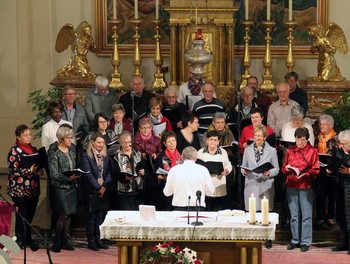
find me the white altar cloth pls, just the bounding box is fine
[100,211,278,241]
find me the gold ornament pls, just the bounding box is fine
[310,95,343,109]
[55,21,97,78]
[309,23,348,82]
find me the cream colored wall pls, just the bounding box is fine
[0,0,349,169]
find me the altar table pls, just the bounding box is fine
[100,211,278,264]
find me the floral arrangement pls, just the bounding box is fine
[140,241,202,264]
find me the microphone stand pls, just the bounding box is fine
[191,196,203,226]
[187,196,191,225]
[236,89,243,210]
[130,92,136,208]
[0,192,53,264]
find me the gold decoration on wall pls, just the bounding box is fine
[310,95,343,109]
[55,21,97,78]
[131,19,143,77]
[309,23,348,81]
[284,21,298,72]
[240,20,254,90]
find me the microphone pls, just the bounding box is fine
[196,190,202,200]
[130,90,136,97]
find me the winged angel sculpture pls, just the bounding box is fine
[55,21,97,78]
[309,23,348,82]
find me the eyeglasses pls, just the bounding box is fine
[64,93,76,96]
[140,127,151,130]
[98,121,108,124]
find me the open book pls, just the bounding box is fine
[63,168,89,177]
[153,122,167,137]
[240,162,274,174]
[328,156,350,172]
[221,141,239,152]
[155,167,168,175]
[20,147,46,170]
[285,165,301,176]
[218,209,246,216]
[318,153,332,167]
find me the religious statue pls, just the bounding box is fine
[308,23,348,82]
[55,21,97,78]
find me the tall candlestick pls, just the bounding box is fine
[195,6,198,26]
[155,0,159,20]
[249,194,256,224]
[245,0,249,20]
[267,0,271,21]
[289,0,293,21]
[113,0,117,19]
[261,196,269,225]
[134,0,138,19]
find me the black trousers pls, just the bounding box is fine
[86,210,106,240]
[315,171,337,221]
[11,196,39,244]
[205,196,227,211]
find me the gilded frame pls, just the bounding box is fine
[95,0,170,57]
[234,0,329,57]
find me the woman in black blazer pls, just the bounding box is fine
[81,132,112,251]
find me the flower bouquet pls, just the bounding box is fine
[140,241,203,264]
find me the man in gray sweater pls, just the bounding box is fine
[85,76,118,127]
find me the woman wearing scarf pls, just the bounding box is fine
[148,97,172,132]
[81,132,112,251]
[7,124,41,250]
[314,114,339,226]
[241,125,279,212]
[154,131,184,210]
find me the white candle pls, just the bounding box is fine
[245,0,249,20]
[267,0,271,21]
[113,0,117,19]
[249,194,256,224]
[155,0,159,20]
[134,0,138,19]
[261,196,269,225]
[289,0,293,21]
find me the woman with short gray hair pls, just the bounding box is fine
[314,114,339,226]
[281,105,314,145]
[109,103,132,137]
[48,125,79,252]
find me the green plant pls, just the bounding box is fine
[27,86,60,139]
[325,92,350,132]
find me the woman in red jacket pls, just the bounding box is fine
[282,127,320,253]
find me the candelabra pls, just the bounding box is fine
[109,19,125,93]
[259,21,276,94]
[284,21,298,72]
[239,20,254,90]
[131,19,143,77]
[152,19,167,94]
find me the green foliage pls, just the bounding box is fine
[27,86,60,139]
[325,92,350,133]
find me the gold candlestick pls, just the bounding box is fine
[260,21,276,94]
[131,19,143,77]
[109,19,125,93]
[240,20,254,90]
[284,20,298,72]
[152,19,167,94]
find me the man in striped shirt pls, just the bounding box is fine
[192,83,226,141]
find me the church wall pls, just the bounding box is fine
[0,0,349,170]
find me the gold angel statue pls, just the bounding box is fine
[55,21,97,78]
[308,23,348,82]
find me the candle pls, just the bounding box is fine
[155,0,159,20]
[289,0,293,21]
[195,6,198,26]
[134,0,138,19]
[261,196,269,225]
[267,0,271,21]
[249,194,256,224]
[245,0,249,20]
[113,0,117,19]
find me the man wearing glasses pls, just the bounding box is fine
[285,71,308,116]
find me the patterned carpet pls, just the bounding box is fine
[6,240,350,264]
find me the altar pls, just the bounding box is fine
[100,211,278,264]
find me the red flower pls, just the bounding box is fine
[168,241,174,247]
[10,156,15,162]
[152,246,157,252]
[161,244,167,248]
[175,246,181,253]
[194,260,202,264]
[17,177,23,183]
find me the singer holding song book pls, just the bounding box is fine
[163,146,214,211]
[197,130,232,211]
[241,125,279,211]
[7,124,42,250]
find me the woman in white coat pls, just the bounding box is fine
[241,125,279,211]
